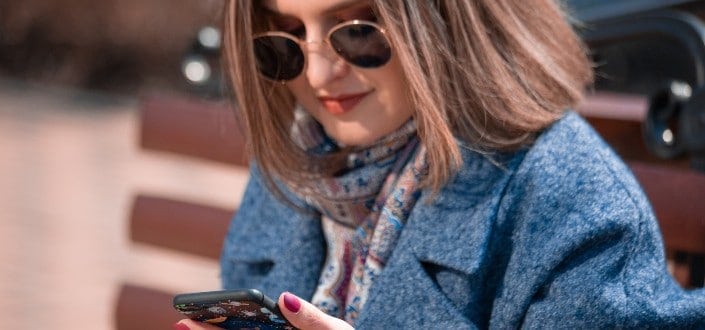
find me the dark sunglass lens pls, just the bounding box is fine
[253,35,304,81]
[329,23,391,68]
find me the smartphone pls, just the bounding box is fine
[173,288,296,329]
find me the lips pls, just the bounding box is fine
[318,91,372,115]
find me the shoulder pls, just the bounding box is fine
[510,111,649,212]
[224,163,323,256]
[229,164,320,246]
[436,111,655,242]
[433,111,641,210]
[497,111,657,249]
[239,164,315,212]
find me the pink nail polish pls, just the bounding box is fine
[173,322,190,330]
[283,292,301,313]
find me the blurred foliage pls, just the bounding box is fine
[0,0,223,93]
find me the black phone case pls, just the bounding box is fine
[173,289,296,329]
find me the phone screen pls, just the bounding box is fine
[173,289,295,330]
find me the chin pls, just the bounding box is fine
[332,135,377,147]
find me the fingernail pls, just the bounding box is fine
[283,292,301,313]
[173,322,190,330]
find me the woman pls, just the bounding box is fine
[176,0,705,328]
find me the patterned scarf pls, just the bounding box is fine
[290,111,427,324]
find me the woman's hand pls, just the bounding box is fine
[173,319,220,330]
[172,292,353,330]
[277,291,353,330]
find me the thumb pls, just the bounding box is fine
[278,292,353,330]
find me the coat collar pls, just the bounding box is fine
[406,146,524,274]
[235,144,526,298]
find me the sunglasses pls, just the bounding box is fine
[253,20,392,81]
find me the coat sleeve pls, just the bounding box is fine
[507,196,705,328]
[219,163,324,299]
[490,134,705,328]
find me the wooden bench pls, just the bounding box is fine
[113,90,705,330]
[114,95,247,330]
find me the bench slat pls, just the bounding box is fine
[577,92,691,169]
[115,283,182,330]
[129,194,233,260]
[140,95,249,167]
[631,162,705,254]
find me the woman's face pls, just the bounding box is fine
[261,0,413,146]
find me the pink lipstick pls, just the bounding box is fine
[318,91,371,115]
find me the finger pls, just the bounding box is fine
[173,319,222,330]
[278,292,354,330]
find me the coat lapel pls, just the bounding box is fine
[355,146,525,328]
[407,145,522,273]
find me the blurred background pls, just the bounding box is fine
[0,0,249,329]
[0,0,222,92]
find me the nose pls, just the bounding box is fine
[304,42,350,89]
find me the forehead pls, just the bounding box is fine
[261,0,366,18]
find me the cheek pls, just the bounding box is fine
[374,56,410,104]
[374,63,412,113]
[285,79,308,101]
[285,79,319,110]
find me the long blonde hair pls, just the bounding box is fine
[223,0,593,197]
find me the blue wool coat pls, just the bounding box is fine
[220,112,705,328]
